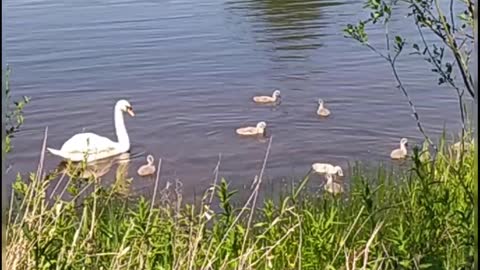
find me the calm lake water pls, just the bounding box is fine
[5,0,465,198]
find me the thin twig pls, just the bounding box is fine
[364,42,389,61]
[239,136,273,268]
[150,158,163,212]
[249,223,300,267]
[449,0,455,32]
[49,171,67,200]
[209,154,222,204]
[332,206,365,264]
[145,158,162,234]
[389,59,437,152]
[36,127,48,183]
[202,137,273,269]
[361,221,384,270]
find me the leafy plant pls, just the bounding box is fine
[3,65,30,153]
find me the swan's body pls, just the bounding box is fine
[312,163,344,176]
[253,90,281,104]
[324,173,344,195]
[236,121,267,136]
[317,99,330,117]
[390,138,408,160]
[137,155,156,176]
[47,100,135,162]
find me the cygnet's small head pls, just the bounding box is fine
[335,166,344,176]
[256,121,267,129]
[273,90,281,97]
[116,99,135,117]
[400,138,408,146]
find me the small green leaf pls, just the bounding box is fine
[418,263,433,269]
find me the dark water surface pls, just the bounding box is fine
[5,0,465,198]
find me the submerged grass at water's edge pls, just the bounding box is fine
[5,131,475,270]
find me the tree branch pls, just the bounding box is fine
[416,23,466,131]
[434,0,475,98]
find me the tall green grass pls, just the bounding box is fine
[5,131,475,269]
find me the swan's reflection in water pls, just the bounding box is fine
[55,152,136,196]
[56,152,131,179]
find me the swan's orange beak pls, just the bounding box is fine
[127,107,135,117]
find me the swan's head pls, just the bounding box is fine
[146,154,154,164]
[272,90,281,97]
[256,121,267,129]
[400,138,408,146]
[334,166,344,176]
[318,98,324,105]
[116,99,135,117]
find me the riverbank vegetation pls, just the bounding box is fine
[5,130,475,269]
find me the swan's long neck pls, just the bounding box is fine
[317,104,324,114]
[114,106,130,152]
[147,156,154,165]
[400,142,407,153]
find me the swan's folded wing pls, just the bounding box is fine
[61,133,118,155]
[312,163,325,172]
[236,127,255,134]
[253,96,272,102]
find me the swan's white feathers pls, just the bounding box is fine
[236,127,259,135]
[49,133,120,162]
[60,133,117,153]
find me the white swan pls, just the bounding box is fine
[47,99,135,162]
[324,173,344,195]
[390,138,408,160]
[137,154,156,176]
[317,99,330,117]
[253,90,281,104]
[236,121,267,136]
[312,163,344,176]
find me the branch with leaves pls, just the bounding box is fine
[343,0,474,148]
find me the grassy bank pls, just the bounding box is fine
[5,132,475,270]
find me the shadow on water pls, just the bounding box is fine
[225,0,343,59]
